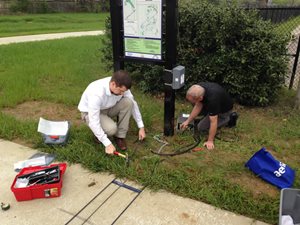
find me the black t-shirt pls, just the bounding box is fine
[198,82,233,116]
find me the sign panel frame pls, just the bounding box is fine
[123,0,163,61]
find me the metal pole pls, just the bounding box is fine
[164,0,178,136]
[290,35,300,89]
[110,0,124,71]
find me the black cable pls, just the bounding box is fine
[150,133,201,156]
[150,118,238,156]
[73,125,237,224]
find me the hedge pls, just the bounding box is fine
[101,1,289,106]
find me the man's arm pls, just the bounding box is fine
[87,95,116,154]
[88,108,116,154]
[203,115,218,150]
[180,102,203,130]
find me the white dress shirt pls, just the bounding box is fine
[78,77,144,147]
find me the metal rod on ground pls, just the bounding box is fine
[81,186,121,225]
[110,189,144,225]
[64,181,113,225]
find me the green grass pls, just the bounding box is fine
[272,0,300,5]
[275,15,300,36]
[0,13,108,37]
[0,36,106,106]
[215,0,300,6]
[1,37,300,224]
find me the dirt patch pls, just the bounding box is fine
[229,174,279,198]
[2,101,82,126]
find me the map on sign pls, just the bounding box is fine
[123,0,162,60]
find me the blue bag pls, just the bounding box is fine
[245,148,295,189]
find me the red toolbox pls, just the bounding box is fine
[11,163,67,201]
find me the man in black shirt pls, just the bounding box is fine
[180,82,236,150]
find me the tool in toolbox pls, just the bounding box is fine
[17,165,60,186]
[11,163,67,201]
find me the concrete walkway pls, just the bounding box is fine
[0,30,104,45]
[0,139,270,225]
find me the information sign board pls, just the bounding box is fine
[123,0,162,60]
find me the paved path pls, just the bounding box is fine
[1,139,270,225]
[0,30,104,45]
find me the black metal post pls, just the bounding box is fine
[110,0,178,136]
[290,35,300,89]
[110,0,124,71]
[164,0,178,136]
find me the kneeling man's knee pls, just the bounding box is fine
[105,124,117,137]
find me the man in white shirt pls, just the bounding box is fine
[78,70,146,154]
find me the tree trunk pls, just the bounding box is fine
[295,85,300,110]
[267,0,272,6]
[258,0,268,7]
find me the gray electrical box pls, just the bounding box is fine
[172,65,185,89]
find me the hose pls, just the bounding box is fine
[151,132,201,156]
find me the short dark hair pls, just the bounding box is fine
[111,70,132,89]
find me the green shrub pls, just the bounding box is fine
[9,0,52,13]
[178,1,289,106]
[101,1,289,106]
[36,0,50,13]
[10,0,31,13]
[93,0,110,13]
[100,17,113,70]
[78,0,109,13]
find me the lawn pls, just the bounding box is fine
[1,12,300,224]
[0,13,108,37]
[0,35,299,224]
[272,0,300,5]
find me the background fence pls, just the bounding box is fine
[0,0,10,13]
[255,7,300,89]
[0,0,109,14]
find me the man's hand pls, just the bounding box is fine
[180,121,190,130]
[203,140,214,150]
[138,127,146,141]
[105,144,116,154]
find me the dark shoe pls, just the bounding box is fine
[227,112,239,128]
[114,137,127,150]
